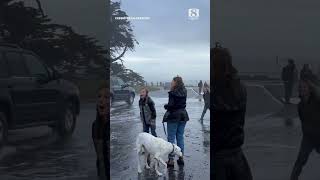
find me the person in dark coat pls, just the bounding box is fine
[92,84,109,180]
[212,46,253,180]
[198,80,203,94]
[139,88,157,137]
[290,79,320,180]
[200,82,210,121]
[163,76,189,167]
[282,59,298,104]
[300,64,314,81]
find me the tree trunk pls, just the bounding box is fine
[35,0,45,17]
[112,46,127,62]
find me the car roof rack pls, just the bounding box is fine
[0,43,21,49]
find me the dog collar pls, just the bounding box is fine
[171,143,175,154]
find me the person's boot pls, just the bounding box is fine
[167,158,174,168]
[177,156,184,166]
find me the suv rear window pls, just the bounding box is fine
[23,53,49,79]
[0,53,9,78]
[6,51,28,77]
[111,77,119,86]
[117,78,125,86]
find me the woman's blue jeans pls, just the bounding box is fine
[167,121,187,159]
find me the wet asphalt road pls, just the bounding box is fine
[1,82,318,180]
[0,103,98,180]
[243,82,320,180]
[110,88,210,180]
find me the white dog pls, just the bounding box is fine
[136,132,183,176]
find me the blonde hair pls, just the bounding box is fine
[140,87,149,95]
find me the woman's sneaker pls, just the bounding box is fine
[167,159,174,168]
[177,157,184,166]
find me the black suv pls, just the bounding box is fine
[110,76,135,105]
[0,44,80,146]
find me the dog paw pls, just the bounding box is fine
[145,165,151,169]
[138,169,142,174]
[156,172,163,176]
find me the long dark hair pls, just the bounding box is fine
[171,76,185,91]
[212,47,238,84]
[212,46,244,107]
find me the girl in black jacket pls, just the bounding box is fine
[163,76,189,167]
[212,46,252,180]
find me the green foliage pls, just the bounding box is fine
[111,62,144,85]
[0,0,106,79]
[110,1,144,85]
[110,1,138,62]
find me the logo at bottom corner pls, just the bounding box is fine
[188,8,200,20]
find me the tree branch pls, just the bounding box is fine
[112,46,127,63]
[35,0,45,17]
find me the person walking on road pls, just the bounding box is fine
[139,88,157,137]
[290,79,320,180]
[212,46,253,180]
[92,83,109,180]
[300,64,314,81]
[198,80,203,94]
[282,59,298,104]
[163,76,189,167]
[200,82,210,122]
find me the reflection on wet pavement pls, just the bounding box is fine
[243,83,320,180]
[110,89,210,180]
[0,103,98,180]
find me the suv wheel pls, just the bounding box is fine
[127,94,135,105]
[57,103,76,137]
[0,112,8,147]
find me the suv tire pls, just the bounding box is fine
[126,93,135,105]
[0,112,8,147]
[57,102,76,137]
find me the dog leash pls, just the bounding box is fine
[162,122,167,137]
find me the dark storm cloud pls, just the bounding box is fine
[118,0,210,82]
[213,0,320,73]
[26,0,107,45]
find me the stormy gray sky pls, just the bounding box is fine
[116,0,210,82]
[213,0,320,75]
[26,0,107,46]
